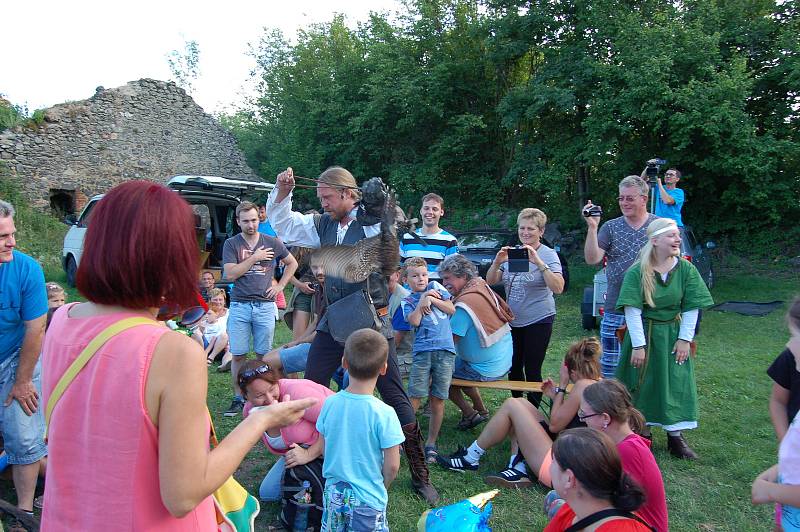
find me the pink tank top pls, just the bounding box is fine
[40,305,216,531]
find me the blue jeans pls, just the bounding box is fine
[228,300,276,356]
[408,349,455,399]
[0,356,47,465]
[279,343,311,374]
[322,481,388,532]
[259,456,285,502]
[452,358,504,382]
[600,312,626,378]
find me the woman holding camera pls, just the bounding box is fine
[487,208,564,406]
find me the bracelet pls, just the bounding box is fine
[633,345,646,350]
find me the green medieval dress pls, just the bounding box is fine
[615,258,714,428]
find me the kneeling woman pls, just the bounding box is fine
[239,360,334,501]
[437,338,601,488]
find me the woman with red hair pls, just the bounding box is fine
[40,181,315,531]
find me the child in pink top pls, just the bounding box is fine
[239,360,333,501]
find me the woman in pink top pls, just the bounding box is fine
[40,181,316,531]
[579,379,669,531]
[239,359,334,501]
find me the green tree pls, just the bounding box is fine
[167,39,201,94]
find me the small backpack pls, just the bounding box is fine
[279,456,325,532]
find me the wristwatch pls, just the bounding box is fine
[553,386,566,395]
[538,264,550,272]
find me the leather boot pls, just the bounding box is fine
[402,422,440,505]
[667,433,698,460]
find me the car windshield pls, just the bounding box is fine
[458,233,507,249]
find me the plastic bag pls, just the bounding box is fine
[417,490,498,532]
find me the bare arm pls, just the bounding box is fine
[382,445,401,489]
[276,254,298,292]
[284,436,325,468]
[5,315,46,415]
[657,178,676,205]
[486,247,509,285]
[148,332,315,517]
[582,202,605,265]
[546,381,585,433]
[429,297,455,316]
[753,465,800,506]
[406,298,426,327]
[769,383,791,442]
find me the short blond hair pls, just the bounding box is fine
[404,257,428,271]
[517,208,547,231]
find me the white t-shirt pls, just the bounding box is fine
[202,311,228,340]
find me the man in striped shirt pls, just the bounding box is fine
[399,193,458,279]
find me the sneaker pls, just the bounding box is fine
[484,467,533,488]
[223,397,245,417]
[436,447,479,472]
[456,411,489,431]
[425,445,438,464]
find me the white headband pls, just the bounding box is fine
[650,224,678,238]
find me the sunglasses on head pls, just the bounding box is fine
[237,364,272,389]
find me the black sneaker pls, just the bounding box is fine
[436,447,479,472]
[484,467,533,488]
[223,398,245,417]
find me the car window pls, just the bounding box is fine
[458,233,507,249]
[77,200,98,228]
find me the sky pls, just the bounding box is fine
[3,0,401,115]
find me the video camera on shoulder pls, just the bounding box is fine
[507,246,530,273]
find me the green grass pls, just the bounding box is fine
[202,262,794,531]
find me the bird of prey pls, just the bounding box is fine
[312,178,417,283]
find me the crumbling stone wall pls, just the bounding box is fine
[0,79,258,212]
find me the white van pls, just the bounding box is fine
[61,175,273,286]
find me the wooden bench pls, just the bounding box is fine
[450,378,573,393]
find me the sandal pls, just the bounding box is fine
[425,445,438,464]
[457,411,488,431]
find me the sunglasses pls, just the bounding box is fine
[237,364,272,389]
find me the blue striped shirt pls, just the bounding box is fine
[399,229,458,279]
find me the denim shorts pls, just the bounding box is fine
[228,300,276,356]
[322,481,388,532]
[452,358,504,382]
[408,349,455,400]
[0,355,47,465]
[279,343,310,374]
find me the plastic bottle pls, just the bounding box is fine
[293,480,311,531]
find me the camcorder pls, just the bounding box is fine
[582,205,603,218]
[645,158,667,178]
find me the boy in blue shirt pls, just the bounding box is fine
[316,329,404,531]
[401,257,456,463]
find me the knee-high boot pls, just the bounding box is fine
[402,421,439,505]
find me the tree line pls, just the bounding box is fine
[229,1,795,250]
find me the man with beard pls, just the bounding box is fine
[266,166,439,505]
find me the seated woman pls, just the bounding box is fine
[437,338,601,489]
[438,254,514,431]
[577,380,668,531]
[201,288,230,367]
[239,360,334,502]
[544,428,653,531]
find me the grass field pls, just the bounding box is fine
[3,184,795,530]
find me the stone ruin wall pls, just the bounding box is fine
[0,79,258,214]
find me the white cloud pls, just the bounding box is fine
[2,0,400,114]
